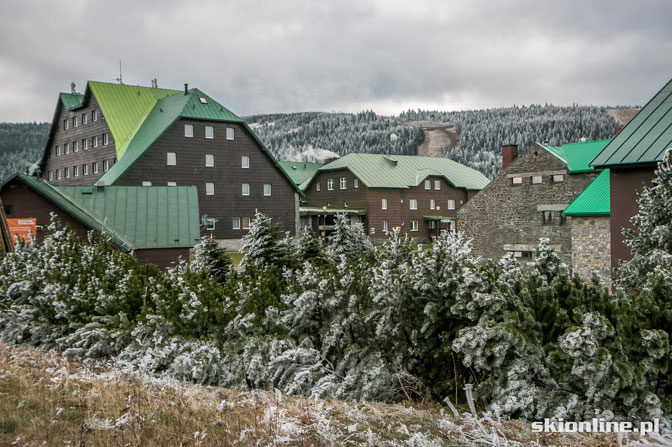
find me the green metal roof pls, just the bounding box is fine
[278,161,323,185]
[541,139,611,173]
[2,174,200,250]
[309,154,490,191]
[424,215,454,220]
[591,78,672,168]
[299,206,365,214]
[562,169,610,216]
[59,92,84,110]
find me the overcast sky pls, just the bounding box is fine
[1,0,671,122]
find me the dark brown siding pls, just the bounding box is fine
[304,169,471,240]
[115,119,297,239]
[1,179,91,242]
[41,95,117,185]
[609,167,655,270]
[136,248,189,270]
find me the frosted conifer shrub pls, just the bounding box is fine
[192,235,232,284]
[327,213,372,260]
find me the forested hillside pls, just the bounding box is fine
[0,122,49,180]
[0,105,624,181]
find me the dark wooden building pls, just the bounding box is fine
[591,77,672,271]
[1,174,200,269]
[38,81,300,250]
[299,154,489,242]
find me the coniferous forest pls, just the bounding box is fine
[0,104,623,181]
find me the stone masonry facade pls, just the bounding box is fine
[457,144,597,266]
[571,216,611,288]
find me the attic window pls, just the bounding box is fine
[512,176,523,185]
[199,97,208,104]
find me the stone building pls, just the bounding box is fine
[562,169,611,287]
[457,140,609,266]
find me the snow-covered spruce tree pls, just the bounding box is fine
[192,235,232,285]
[619,148,672,291]
[327,213,373,260]
[240,211,295,269]
[295,226,324,263]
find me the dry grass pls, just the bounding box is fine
[0,342,660,446]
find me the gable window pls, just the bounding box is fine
[447,199,456,210]
[167,182,177,186]
[531,175,543,184]
[242,216,250,229]
[74,165,79,177]
[206,183,215,195]
[82,138,88,150]
[142,181,152,186]
[103,133,109,145]
[512,176,523,185]
[63,119,69,130]
[205,154,214,167]
[233,217,241,229]
[382,198,388,210]
[543,210,554,224]
[226,128,234,140]
[241,156,250,168]
[409,199,418,210]
[242,183,250,196]
[73,116,78,127]
[382,220,388,232]
[264,184,272,196]
[424,180,431,190]
[205,126,214,139]
[435,180,441,190]
[167,152,177,165]
[92,109,98,121]
[316,183,320,191]
[93,136,99,148]
[340,177,347,189]
[327,179,334,190]
[48,171,54,181]
[553,174,564,183]
[56,145,61,156]
[430,199,436,210]
[65,143,70,154]
[184,124,194,137]
[354,179,359,189]
[103,160,109,172]
[57,169,61,180]
[410,220,419,232]
[74,141,79,152]
[93,162,99,174]
[83,164,88,175]
[65,167,70,178]
[82,113,87,125]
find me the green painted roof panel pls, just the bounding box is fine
[278,161,324,185]
[60,92,84,110]
[563,169,610,216]
[592,78,672,167]
[312,154,490,190]
[542,139,611,173]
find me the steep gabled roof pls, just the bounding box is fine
[591,78,672,168]
[1,174,200,250]
[563,169,610,216]
[278,161,323,186]
[539,139,612,173]
[306,153,490,190]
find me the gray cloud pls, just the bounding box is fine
[1,0,671,122]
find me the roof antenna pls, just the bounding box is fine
[116,60,123,84]
[70,82,76,95]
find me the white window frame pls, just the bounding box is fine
[93,136,99,148]
[264,184,272,196]
[205,125,214,139]
[167,152,177,166]
[82,113,87,125]
[434,180,441,190]
[73,116,78,128]
[354,179,359,189]
[205,154,214,167]
[74,165,79,177]
[382,220,388,232]
[56,145,61,156]
[57,169,61,180]
[142,181,152,186]
[103,133,109,145]
[93,162,99,174]
[205,217,216,231]
[226,128,234,140]
[82,138,88,150]
[92,109,98,121]
[64,119,69,130]
[327,179,334,190]
[410,220,419,232]
[430,199,436,210]
[48,171,54,181]
[184,124,194,138]
[167,182,177,186]
[241,155,250,168]
[447,199,456,210]
[65,167,70,179]
[74,140,79,152]
[316,183,320,191]
[409,199,418,210]
[424,179,431,190]
[83,164,88,176]
[232,217,241,229]
[553,174,564,183]
[242,216,250,230]
[65,143,70,154]
[340,177,347,190]
[242,183,250,196]
[531,175,543,184]
[206,182,215,196]
[512,176,523,185]
[382,198,388,210]
[103,160,109,172]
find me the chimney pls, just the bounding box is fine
[184,83,188,95]
[502,144,518,170]
[70,82,76,95]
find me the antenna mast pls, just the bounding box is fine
[116,60,123,84]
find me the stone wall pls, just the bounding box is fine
[570,216,611,288]
[457,144,597,266]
